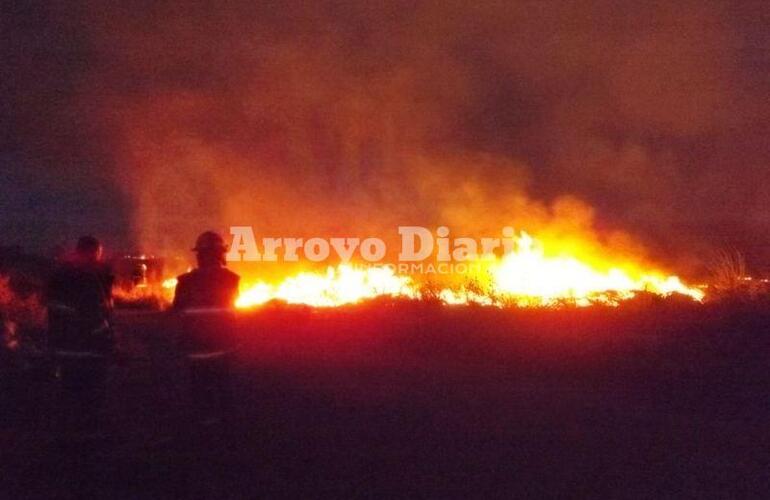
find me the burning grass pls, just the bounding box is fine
[229,231,704,309]
[0,274,46,353]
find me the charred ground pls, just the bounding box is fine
[1,298,768,498]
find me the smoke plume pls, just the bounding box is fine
[2,0,768,275]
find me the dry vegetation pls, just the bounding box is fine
[1,255,768,497]
[1,290,768,497]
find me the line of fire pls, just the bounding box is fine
[105,229,755,309]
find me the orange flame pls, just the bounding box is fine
[235,265,418,308]
[232,231,703,308]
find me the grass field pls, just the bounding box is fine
[1,298,768,498]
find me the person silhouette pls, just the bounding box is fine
[46,235,115,436]
[173,231,240,424]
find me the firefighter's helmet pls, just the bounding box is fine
[192,231,228,253]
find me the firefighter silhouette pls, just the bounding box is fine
[46,235,115,435]
[173,231,240,423]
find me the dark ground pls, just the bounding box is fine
[1,299,768,498]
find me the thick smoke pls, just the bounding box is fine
[2,0,768,275]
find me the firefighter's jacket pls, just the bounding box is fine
[172,266,240,359]
[46,262,115,356]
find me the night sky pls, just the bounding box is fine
[1,1,768,275]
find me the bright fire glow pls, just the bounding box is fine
[488,232,703,306]
[235,265,417,308]
[232,231,704,308]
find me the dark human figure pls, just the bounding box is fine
[46,236,115,435]
[173,231,240,423]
